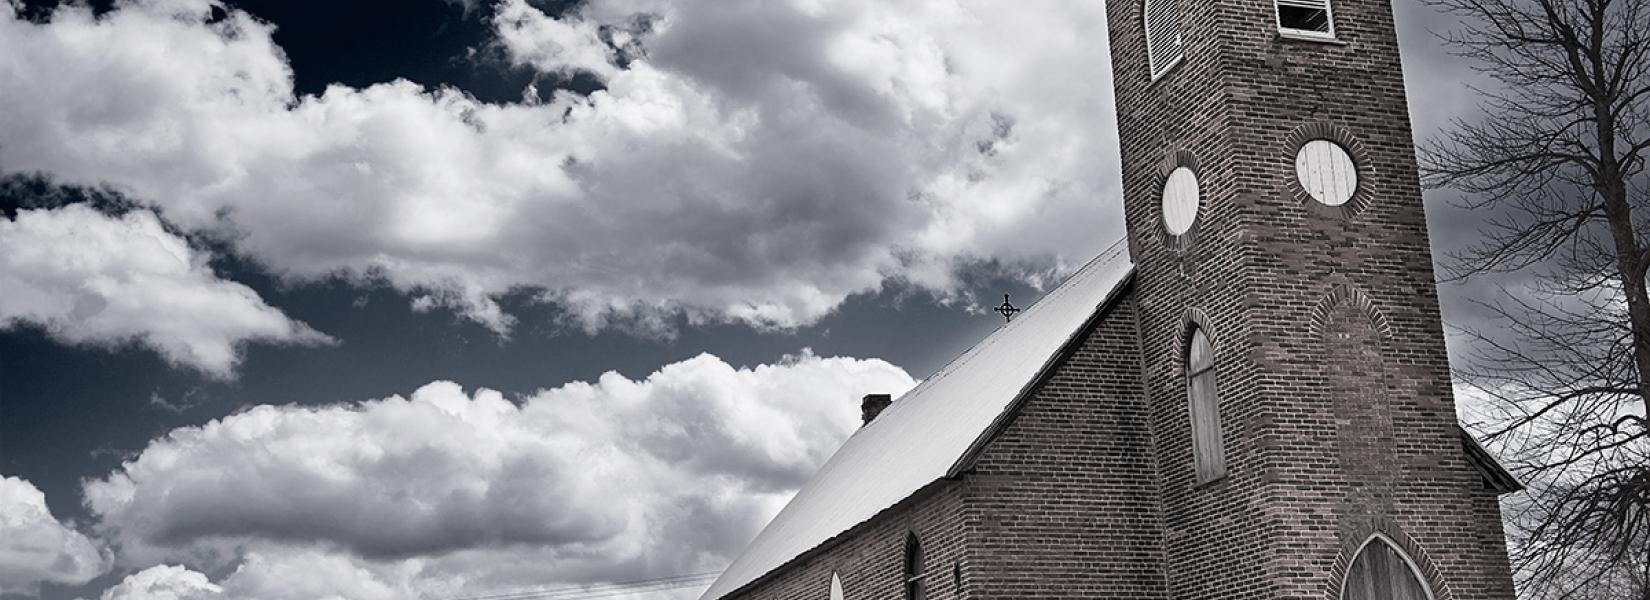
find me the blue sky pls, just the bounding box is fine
[0,1,1502,599]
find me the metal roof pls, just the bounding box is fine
[700,241,1135,600]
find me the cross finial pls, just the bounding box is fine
[994,293,1021,323]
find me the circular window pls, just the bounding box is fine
[1295,140,1358,206]
[1161,166,1200,236]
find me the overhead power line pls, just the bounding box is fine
[444,571,720,600]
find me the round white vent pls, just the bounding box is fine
[1296,140,1358,206]
[1161,166,1200,236]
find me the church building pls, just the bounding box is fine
[700,0,1522,599]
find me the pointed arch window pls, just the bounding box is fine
[904,533,926,600]
[1187,327,1226,482]
[1341,537,1433,600]
[1143,0,1185,79]
[830,572,845,600]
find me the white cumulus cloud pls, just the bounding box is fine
[83,351,915,597]
[0,0,1122,334]
[98,565,221,600]
[0,475,109,595]
[0,205,332,377]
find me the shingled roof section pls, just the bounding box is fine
[699,240,1136,600]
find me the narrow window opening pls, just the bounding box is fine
[1276,0,1335,38]
[1187,327,1226,482]
[830,572,845,600]
[904,533,926,600]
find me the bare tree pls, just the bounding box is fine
[1416,0,1649,598]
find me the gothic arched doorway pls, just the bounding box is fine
[1341,537,1433,600]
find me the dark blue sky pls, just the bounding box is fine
[0,2,1046,598]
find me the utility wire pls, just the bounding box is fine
[448,573,712,600]
[448,573,714,600]
[451,575,716,600]
[503,577,716,600]
[445,571,719,600]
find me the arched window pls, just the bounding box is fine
[1341,537,1433,600]
[904,533,926,600]
[1143,0,1185,79]
[1187,327,1226,482]
[830,572,844,600]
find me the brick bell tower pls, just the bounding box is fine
[1103,1,1518,599]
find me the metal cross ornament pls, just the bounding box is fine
[994,294,1021,323]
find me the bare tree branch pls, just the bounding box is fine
[1420,0,1649,598]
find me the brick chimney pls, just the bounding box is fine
[860,393,892,425]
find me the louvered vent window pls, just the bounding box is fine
[1144,0,1185,79]
[1276,0,1335,38]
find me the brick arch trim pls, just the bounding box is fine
[1327,518,1454,600]
[1308,284,1392,341]
[1178,307,1218,367]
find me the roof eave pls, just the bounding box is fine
[1457,425,1523,494]
[699,477,953,600]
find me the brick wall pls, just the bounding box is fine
[966,290,1171,599]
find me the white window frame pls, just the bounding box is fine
[1274,0,1338,41]
[1143,0,1185,80]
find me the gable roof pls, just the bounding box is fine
[699,240,1136,600]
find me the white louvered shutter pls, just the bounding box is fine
[1144,0,1184,78]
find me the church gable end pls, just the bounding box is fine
[963,286,1171,599]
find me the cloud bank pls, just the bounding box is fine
[83,351,916,598]
[0,0,1121,335]
[0,476,108,595]
[0,205,331,377]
